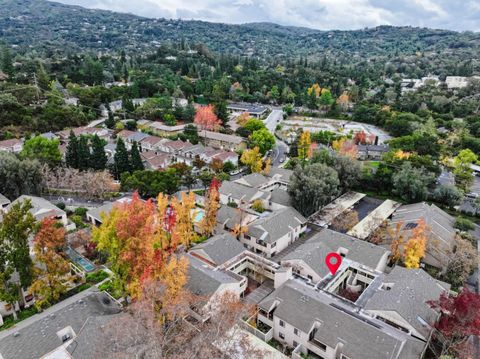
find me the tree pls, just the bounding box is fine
[298,131,312,162]
[171,192,198,249]
[433,185,463,208]
[330,210,358,233]
[428,289,480,358]
[454,217,475,231]
[0,152,43,200]
[403,220,428,269]
[130,141,144,172]
[1,46,14,76]
[183,124,199,144]
[392,162,434,203]
[114,137,130,179]
[332,154,361,189]
[200,178,220,237]
[194,104,221,140]
[77,135,91,171]
[105,110,115,129]
[288,163,340,217]
[121,169,180,197]
[240,147,263,173]
[248,129,275,155]
[0,200,35,319]
[442,236,478,289]
[20,136,61,166]
[90,135,108,170]
[30,218,72,310]
[65,131,79,168]
[209,158,224,173]
[453,149,477,192]
[213,100,229,126]
[243,119,265,133]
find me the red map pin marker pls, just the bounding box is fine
[325,252,342,275]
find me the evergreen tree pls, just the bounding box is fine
[90,135,107,170]
[130,141,144,172]
[213,100,229,126]
[65,131,79,168]
[105,110,115,129]
[77,136,90,171]
[1,46,14,76]
[114,137,130,178]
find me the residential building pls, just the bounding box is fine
[116,129,149,148]
[86,197,133,225]
[199,130,246,151]
[57,127,111,141]
[141,150,171,170]
[281,229,390,284]
[146,122,189,137]
[390,202,457,270]
[257,279,426,359]
[243,207,307,258]
[0,138,23,153]
[227,102,268,118]
[219,180,268,206]
[7,195,69,227]
[139,135,167,151]
[364,266,450,342]
[357,144,390,160]
[0,291,121,359]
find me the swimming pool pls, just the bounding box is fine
[66,247,96,272]
[192,209,205,223]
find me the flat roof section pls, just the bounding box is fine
[308,192,365,228]
[347,199,401,240]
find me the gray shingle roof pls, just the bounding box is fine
[190,232,246,266]
[8,195,65,221]
[269,189,291,207]
[0,193,10,206]
[259,280,424,359]
[0,291,121,359]
[267,167,293,184]
[247,207,306,243]
[391,202,456,268]
[185,254,239,297]
[282,229,389,277]
[234,173,270,188]
[364,266,450,339]
[219,181,265,203]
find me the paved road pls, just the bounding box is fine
[264,109,283,133]
[271,138,289,167]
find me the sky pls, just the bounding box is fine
[55,0,480,32]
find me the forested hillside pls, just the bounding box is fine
[1,0,480,67]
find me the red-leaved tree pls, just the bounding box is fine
[194,105,222,142]
[428,288,480,358]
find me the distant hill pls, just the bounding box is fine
[1,0,480,61]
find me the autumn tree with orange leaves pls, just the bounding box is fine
[298,130,313,163]
[200,178,221,237]
[171,191,198,249]
[403,220,428,268]
[194,104,222,142]
[30,218,72,309]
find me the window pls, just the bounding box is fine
[279,320,285,327]
[279,332,285,340]
[293,341,298,348]
[271,242,277,248]
[307,275,313,280]
[294,328,299,336]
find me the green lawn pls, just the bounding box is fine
[0,306,38,331]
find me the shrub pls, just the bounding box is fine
[86,270,109,284]
[251,199,265,213]
[454,217,475,231]
[74,207,88,217]
[56,202,66,210]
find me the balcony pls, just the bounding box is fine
[258,309,274,327]
[242,313,273,342]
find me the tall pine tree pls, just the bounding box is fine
[130,141,144,172]
[77,136,90,171]
[90,135,107,170]
[114,137,130,179]
[65,131,79,168]
[105,110,115,129]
